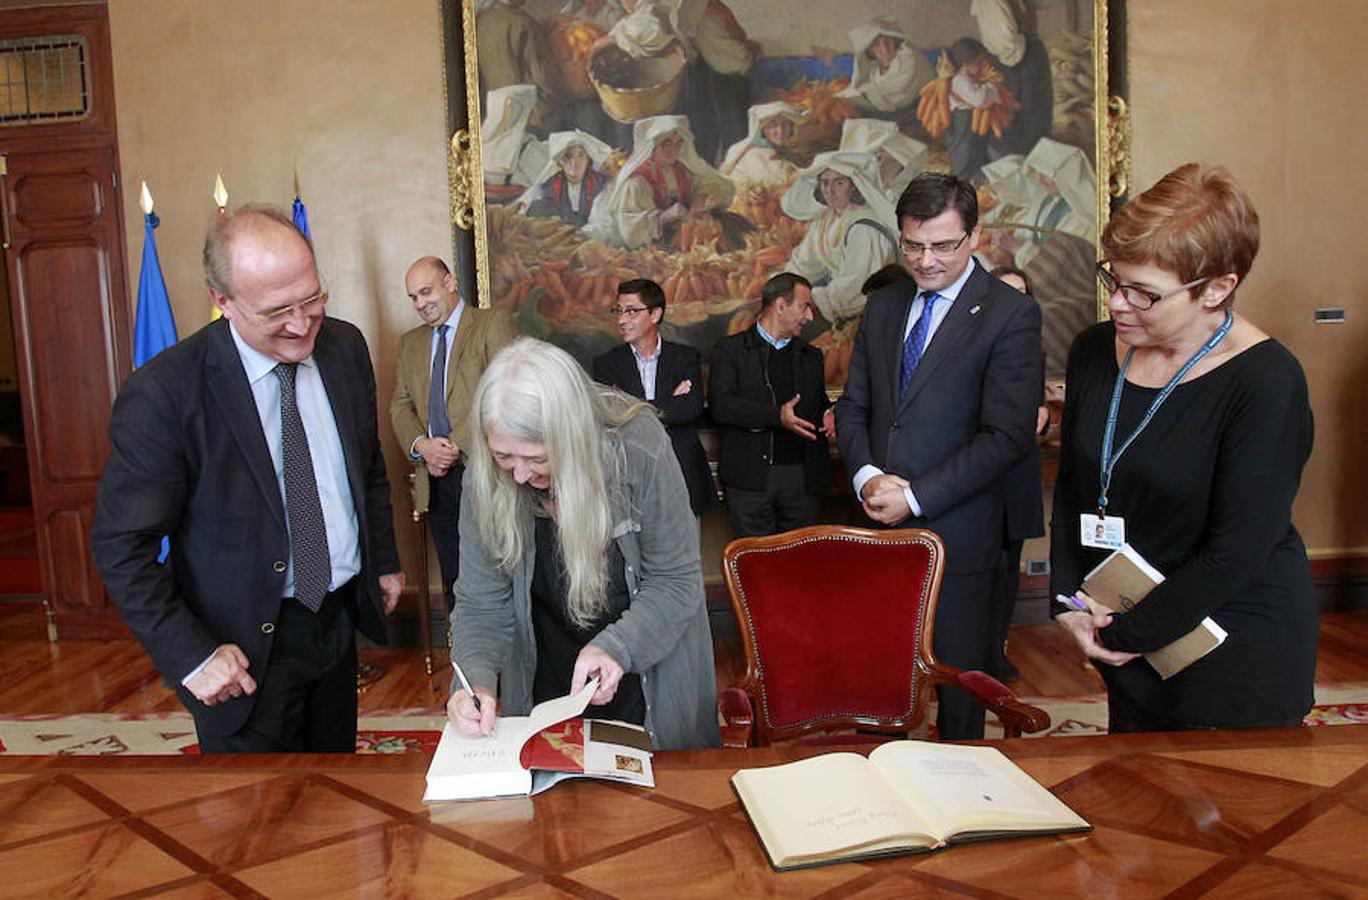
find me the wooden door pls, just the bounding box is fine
[0,5,132,639]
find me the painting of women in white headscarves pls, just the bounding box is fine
[461,0,1103,386]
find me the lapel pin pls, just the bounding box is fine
[969,305,982,315]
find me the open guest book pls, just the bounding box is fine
[423,679,654,802]
[1082,543,1227,679]
[732,741,1090,871]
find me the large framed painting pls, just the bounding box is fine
[444,0,1125,384]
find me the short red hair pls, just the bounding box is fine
[1102,163,1260,306]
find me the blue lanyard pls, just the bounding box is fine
[1097,309,1233,514]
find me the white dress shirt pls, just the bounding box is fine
[183,323,361,684]
[630,333,662,401]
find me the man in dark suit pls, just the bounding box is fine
[592,278,713,516]
[835,173,1043,740]
[709,272,833,538]
[391,256,516,609]
[91,206,403,753]
[987,266,1047,682]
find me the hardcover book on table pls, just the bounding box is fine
[423,680,654,802]
[732,741,1090,871]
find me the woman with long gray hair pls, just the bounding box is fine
[446,337,720,750]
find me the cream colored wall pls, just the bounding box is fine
[1129,1,1368,555]
[108,0,455,578]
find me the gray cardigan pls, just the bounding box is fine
[451,412,720,750]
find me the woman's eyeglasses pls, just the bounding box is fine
[1096,263,1207,310]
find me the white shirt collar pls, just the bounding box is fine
[438,299,465,332]
[924,257,978,304]
[228,319,316,386]
[630,333,662,362]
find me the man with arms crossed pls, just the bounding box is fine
[391,257,516,608]
[92,206,403,752]
[592,278,713,517]
[836,173,1042,739]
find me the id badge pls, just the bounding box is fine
[1081,513,1125,550]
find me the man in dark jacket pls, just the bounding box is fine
[708,272,833,538]
[835,173,1043,739]
[592,278,713,516]
[92,206,403,753]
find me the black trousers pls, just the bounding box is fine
[931,570,995,741]
[989,540,1025,672]
[197,581,358,754]
[428,464,463,611]
[724,464,820,539]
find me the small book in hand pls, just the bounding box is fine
[423,679,654,802]
[1082,543,1227,679]
[732,741,1090,871]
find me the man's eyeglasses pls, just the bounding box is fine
[246,289,329,323]
[900,233,970,259]
[1096,263,1207,310]
[610,305,652,318]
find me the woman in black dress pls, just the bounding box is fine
[1051,163,1316,732]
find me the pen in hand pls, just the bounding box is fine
[1054,593,1089,612]
[452,660,494,736]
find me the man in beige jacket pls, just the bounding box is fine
[391,257,516,608]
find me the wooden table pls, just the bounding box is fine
[1,726,1364,897]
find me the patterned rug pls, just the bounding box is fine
[982,682,1368,739]
[0,709,447,756]
[2,686,1364,755]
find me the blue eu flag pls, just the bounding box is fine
[133,212,177,368]
[292,195,312,241]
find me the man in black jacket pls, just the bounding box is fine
[91,206,403,753]
[708,272,833,538]
[592,278,713,516]
[835,174,1042,739]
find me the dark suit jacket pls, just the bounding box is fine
[593,339,713,515]
[91,317,400,736]
[1002,443,1045,544]
[836,261,1043,573]
[708,327,831,495]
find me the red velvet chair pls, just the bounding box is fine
[719,525,1050,747]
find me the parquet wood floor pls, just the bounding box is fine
[1,728,1365,897]
[1,601,1363,716]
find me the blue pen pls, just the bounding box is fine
[1054,593,1089,612]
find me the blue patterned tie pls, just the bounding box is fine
[275,363,331,612]
[899,292,939,397]
[429,324,452,438]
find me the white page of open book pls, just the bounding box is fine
[735,753,936,860]
[425,717,536,800]
[522,678,598,734]
[870,743,1055,832]
[423,679,599,802]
